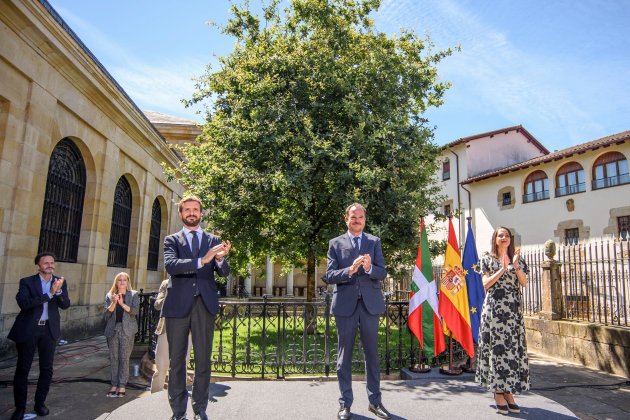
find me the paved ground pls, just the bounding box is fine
[0,336,628,419]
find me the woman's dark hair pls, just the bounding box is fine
[490,227,515,260]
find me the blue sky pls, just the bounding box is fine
[47,0,630,151]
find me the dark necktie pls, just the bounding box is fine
[191,231,200,256]
[353,236,360,251]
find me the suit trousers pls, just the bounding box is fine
[13,324,56,409]
[166,296,215,416]
[335,299,381,407]
[106,323,135,387]
[151,331,192,393]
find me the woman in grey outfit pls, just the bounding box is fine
[104,272,139,397]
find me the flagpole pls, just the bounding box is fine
[410,215,431,373]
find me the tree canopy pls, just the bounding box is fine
[169,0,455,300]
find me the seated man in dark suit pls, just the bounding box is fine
[8,252,71,420]
[325,203,391,420]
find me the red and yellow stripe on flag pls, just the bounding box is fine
[409,220,446,357]
[438,218,475,357]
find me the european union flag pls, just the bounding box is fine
[463,219,485,343]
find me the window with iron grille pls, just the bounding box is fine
[147,198,161,271]
[619,216,630,240]
[502,192,512,206]
[444,204,451,216]
[108,177,132,267]
[38,138,86,262]
[565,228,579,245]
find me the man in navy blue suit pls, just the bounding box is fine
[162,195,231,420]
[325,203,391,420]
[8,252,70,420]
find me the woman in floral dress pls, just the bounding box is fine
[475,226,530,414]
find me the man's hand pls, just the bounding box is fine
[361,254,372,272]
[201,241,231,265]
[349,255,365,276]
[51,276,65,294]
[215,240,231,262]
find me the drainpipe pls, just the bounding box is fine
[449,149,467,248]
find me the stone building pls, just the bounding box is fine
[0,0,190,356]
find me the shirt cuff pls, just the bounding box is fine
[216,258,224,267]
[197,258,203,269]
[366,267,373,275]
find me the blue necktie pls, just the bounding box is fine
[353,236,360,251]
[191,231,200,256]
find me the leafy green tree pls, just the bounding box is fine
[169,0,454,300]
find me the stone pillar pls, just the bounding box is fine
[540,259,562,320]
[286,266,294,296]
[244,264,252,297]
[266,255,274,296]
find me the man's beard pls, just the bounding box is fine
[182,215,200,227]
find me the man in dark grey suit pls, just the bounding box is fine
[163,195,231,420]
[325,203,391,420]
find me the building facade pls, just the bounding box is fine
[437,126,630,254]
[0,0,186,356]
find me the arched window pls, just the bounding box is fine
[592,152,629,190]
[555,162,585,197]
[442,158,450,181]
[38,138,86,262]
[523,170,549,203]
[108,176,132,267]
[147,198,161,271]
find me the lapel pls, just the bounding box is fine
[34,274,43,295]
[199,230,209,255]
[345,233,360,257]
[358,233,367,255]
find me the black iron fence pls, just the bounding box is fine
[135,293,466,378]
[520,237,629,327]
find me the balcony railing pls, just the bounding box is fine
[592,173,630,190]
[555,182,586,197]
[522,189,550,203]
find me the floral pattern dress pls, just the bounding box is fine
[475,252,530,393]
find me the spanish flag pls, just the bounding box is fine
[438,218,475,357]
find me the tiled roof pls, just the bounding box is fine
[143,111,200,126]
[462,130,630,184]
[443,125,549,154]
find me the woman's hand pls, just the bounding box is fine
[501,254,510,274]
[513,248,522,269]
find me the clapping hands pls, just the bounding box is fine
[201,240,232,265]
[349,254,372,276]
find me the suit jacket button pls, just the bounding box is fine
[193,283,196,287]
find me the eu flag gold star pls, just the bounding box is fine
[470,307,477,314]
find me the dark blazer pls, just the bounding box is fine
[162,229,230,318]
[8,274,71,343]
[325,232,387,316]
[103,290,140,338]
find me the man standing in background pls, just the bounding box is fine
[8,252,71,420]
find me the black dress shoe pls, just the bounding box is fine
[10,408,25,420]
[34,403,50,416]
[194,412,208,420]
[169,415,187,420]
[338,405,352,420]
[368,403,392,419]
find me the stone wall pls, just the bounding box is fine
[0,303,105,359]
[525,317,630,377]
